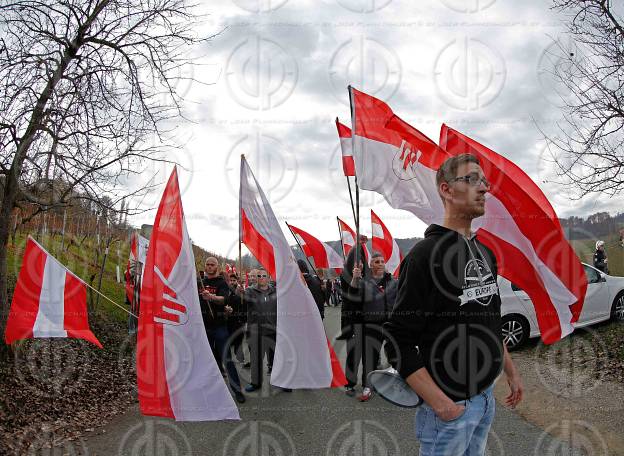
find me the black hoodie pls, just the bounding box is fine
[385,224,504,401]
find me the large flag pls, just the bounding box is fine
[349,86,447,226]
[5,237,102,348]
[337,217,370,263]
[138,167,239,421]
[336,118,355,176]
[240,156,344,388]
[350,86,586,343]
[287,222,343,273]
[370,210,403,278]
[439,126,586,342]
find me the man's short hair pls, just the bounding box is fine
[436,154,481,201]
[371,252,384,260]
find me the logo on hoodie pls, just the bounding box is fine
[459,258,498,306]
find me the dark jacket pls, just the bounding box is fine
[245,285,277,329]
[297,259,325,318]
[304,273,326,319]
[198,275,230,330]
[344,273,398,323]
[385,224,504,402]
[340,245,370,336]
[225,286,246,333]
[593,249,608,273]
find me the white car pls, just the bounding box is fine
[499,263,624,350]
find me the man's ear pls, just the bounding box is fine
[439,181,452,205]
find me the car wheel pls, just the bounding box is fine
[501,314,529,351]
[611,292,624,321]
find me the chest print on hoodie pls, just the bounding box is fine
[459,238,498,306]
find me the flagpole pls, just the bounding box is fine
[239,153,245,317]
[337,217,345,261]
[346,176,357,227]
[286,222,320,277]
[83,281,137,318]
[349,85,366,384]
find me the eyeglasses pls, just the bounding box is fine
[450,173,490,188]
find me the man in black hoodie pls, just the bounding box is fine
[199,257,245,403]
[385,154,523,456]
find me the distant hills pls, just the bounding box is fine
[143,210,624,271]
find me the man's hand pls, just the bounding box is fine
[434,402,465,422]
[200,290,215,301]
[502,344,523,409]
[352,262,363,279]
[224,305,233,315]
[505,372,523,409]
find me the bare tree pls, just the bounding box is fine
[0,0,208,346]
[544,0,624,197]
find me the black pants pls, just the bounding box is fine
[248,323,276,386]
[345,323,385,388]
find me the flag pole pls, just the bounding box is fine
[286,222,319,277]
[337,217,345,261]
[349,85,365,380]
[346,176,357,227]
[239,153,245,316]
[83,281,137,318]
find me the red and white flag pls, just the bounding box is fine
[371,210,403,278]
[350,86,586,343]
[138,167,239,421]
[224,263,237,275]
[336,118,355,176]
[5,237,102,348]
[241,157,345,388]
[287,223,343,273]
[439,126,586,342]
[337,217,370,263]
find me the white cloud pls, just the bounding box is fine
[128,0,617,259]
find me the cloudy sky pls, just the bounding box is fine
[129,0,620,259]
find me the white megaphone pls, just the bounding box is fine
[367,367,424,408]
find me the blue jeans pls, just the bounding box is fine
[415,385,495,456]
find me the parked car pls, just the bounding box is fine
[500,263,624,350]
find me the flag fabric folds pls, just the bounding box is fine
[336,118,355,176]
[138,167,239,421]
[240,156,340,388]
[287,223,343,273]
[350,86,586,344]
[5,237,102,348]
[370,210,403,278]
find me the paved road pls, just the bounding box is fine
[76,307,586,456]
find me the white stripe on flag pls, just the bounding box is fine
[33,257,67,338]
[476,196,576,337]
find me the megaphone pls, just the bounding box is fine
[367,367,423,408]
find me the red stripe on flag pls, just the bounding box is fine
[336,118,352,138]
[241,208,276,278]
[289,224,330,269]
[327,338,348,387]
[63,273,102,348]
[4,239,46,344]
[138,168,185,419]
[342,156,355,177]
